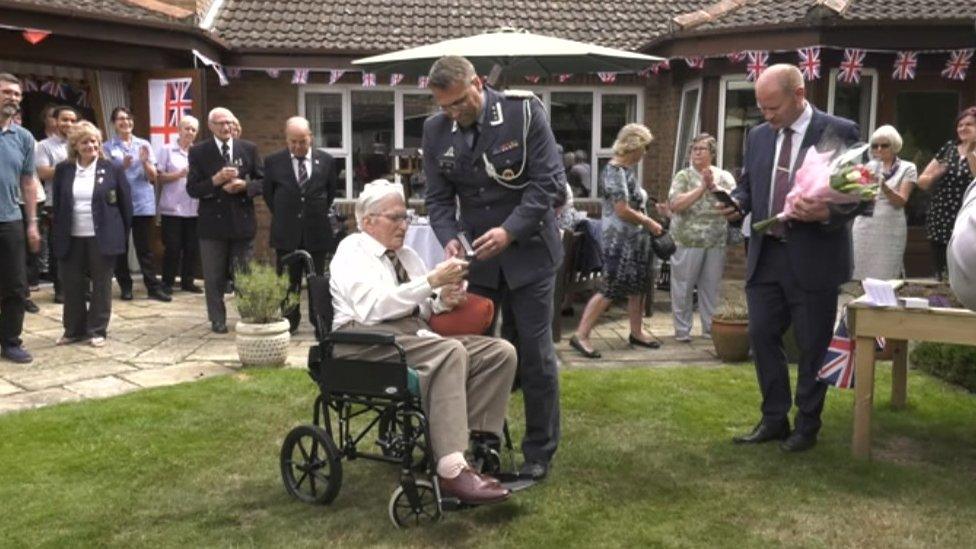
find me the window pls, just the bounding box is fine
[828,68,878,141]
[717,76,763,177]
[300,86,643,200]
[673,80,702,175]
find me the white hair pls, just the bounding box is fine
[207,107,233,124]
[355,179,404,230]
[285,116,311,133]
[870,124,904,154]
[179,115,199,129]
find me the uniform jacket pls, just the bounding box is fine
[423,86,564,290]
[732,107,861,290]
[51,158,132,259]
[262,147,336,252]
[186,138,263,240]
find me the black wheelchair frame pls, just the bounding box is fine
[277,251,529,528]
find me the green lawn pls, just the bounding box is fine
[3,364,976,548]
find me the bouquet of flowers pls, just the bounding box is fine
[752,144,877,234]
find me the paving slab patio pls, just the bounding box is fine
[1,282,728,414]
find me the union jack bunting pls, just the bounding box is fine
[417,76,430,89]
[892,51,918,81]
[650,60,670,74]
[816,313,856,389]
[684,56,705,69]
[265,69,280,79]
[726,51,747,64]
[941,49,973,81]
[558,74,572,83]
[597,72,617,83]
[20,77,38,92]
[838,48,866,84]
[524,75,541,84]
[164,80,192,127]
[291,69,309,85]
[75,87,90,108]
[40,80,67,99]
[389,73,404,86]
[362,72,377,87]
[329,70,345,85]
[797,47,821,81]
[225,67,241,79]
[746,51,768,82]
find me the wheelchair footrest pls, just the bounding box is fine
[493,473,537,492]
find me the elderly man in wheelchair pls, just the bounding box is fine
[320,179,516,510]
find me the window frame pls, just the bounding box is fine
[716,75,756,169]
[826,68,879,139]
[673,79,703,175]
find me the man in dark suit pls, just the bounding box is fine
[423,56,564,480]
[722,64,861,452]
[262,116,336,333]
[186,107,263,334]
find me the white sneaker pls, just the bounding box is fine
[90,336,106,347]
[675,334,692,343]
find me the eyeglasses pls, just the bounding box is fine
[691,146,711,152]
[870,143,891,150]
[370,212,410,225]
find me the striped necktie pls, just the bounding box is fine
[384,250,410,284]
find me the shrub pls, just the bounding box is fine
[234,261,297,324]
[910,342,976,393]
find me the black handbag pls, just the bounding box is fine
[650,231,676,260]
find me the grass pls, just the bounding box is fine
[2,364,976,548]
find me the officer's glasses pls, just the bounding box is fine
[439,91,471,114]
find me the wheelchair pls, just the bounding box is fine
[277,251,533,528]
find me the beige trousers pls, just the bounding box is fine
[334,317,517,460]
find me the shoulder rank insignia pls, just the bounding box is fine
[489,102,504,126]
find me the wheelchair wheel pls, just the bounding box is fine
[280,424,342,505]
[379,409,432,471]
[388,480,441,529]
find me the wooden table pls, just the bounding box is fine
[847,295,976,459]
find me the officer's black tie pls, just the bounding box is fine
[296,156,308,186]
[384,250,410,284]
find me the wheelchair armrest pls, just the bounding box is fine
[324,330,396,346]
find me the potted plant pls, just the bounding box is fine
[233,260,297,367]
[711,291,750,362]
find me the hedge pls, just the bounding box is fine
[910,342,976,393]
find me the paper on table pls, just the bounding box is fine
[861,278,898,307]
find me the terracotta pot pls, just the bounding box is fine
[235,319,290,367]
[711,317,750,362]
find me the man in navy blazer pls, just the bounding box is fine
[722,64,861,452]
[262,116,336,332]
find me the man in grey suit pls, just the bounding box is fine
[721,64,862,452]
[423,56,564,480]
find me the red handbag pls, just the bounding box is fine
[428,292,495,336]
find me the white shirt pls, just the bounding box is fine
[768,102,814,209]
[291,152,312,184]
[71,161,97,237]
[948,179,976,311]
[330,232,448,329]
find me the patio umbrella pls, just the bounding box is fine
[352,27,663,82]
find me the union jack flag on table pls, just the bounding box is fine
[941,49,973,81]
[892,51,918,81]
[839,49,866,84]
[797,47,821,81]
[746,51,768,82]
[817,314,856,389]
[148,77,193,151]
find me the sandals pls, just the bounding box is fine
[629,334,662,349]
[569,336,602,359]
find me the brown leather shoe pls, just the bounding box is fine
[439,468,510,505]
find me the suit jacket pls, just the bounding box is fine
[732,107,861,290]
[423,86,564,290]
[51,158,132,259]
[262,147,336,251]
[186,138,263,240]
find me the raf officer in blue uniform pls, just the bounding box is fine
[423,56,564,480]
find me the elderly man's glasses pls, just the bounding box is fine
[370,212,410,225]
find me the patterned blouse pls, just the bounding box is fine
[927,141,974,244]
[668,165,736,248]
